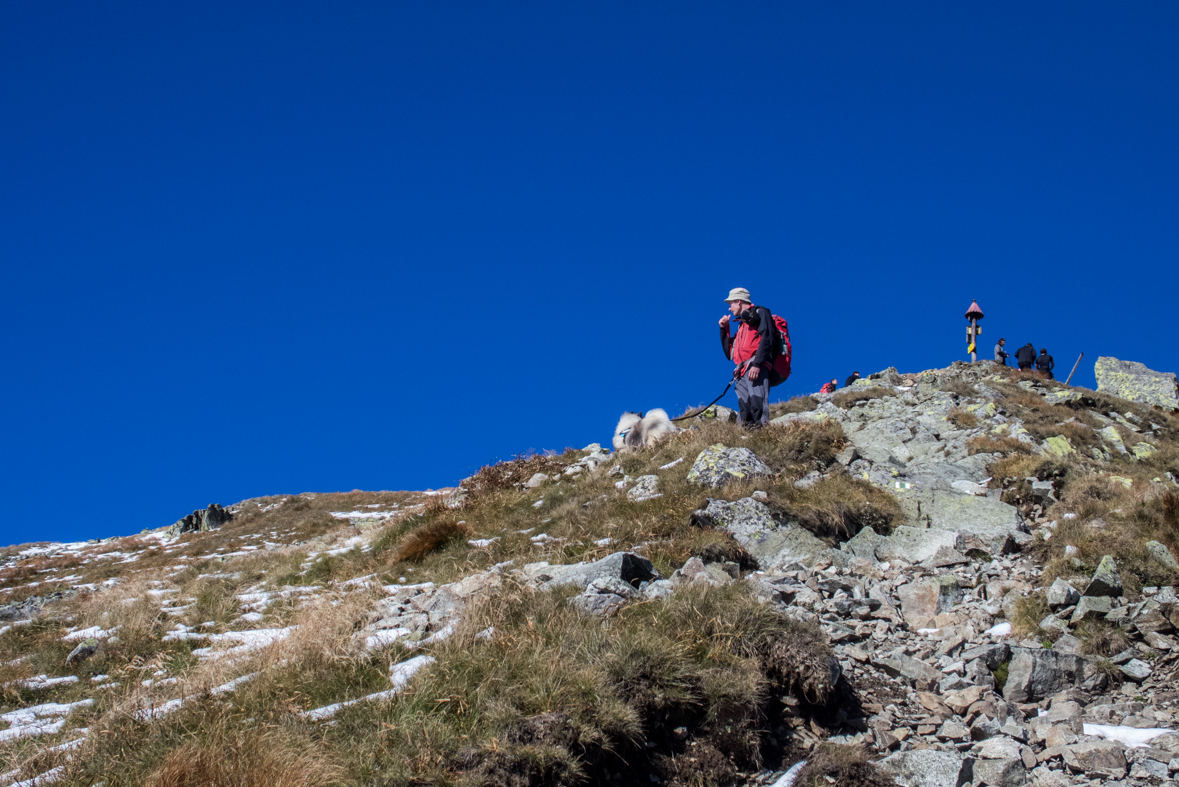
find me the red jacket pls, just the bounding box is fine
[720,305,774,374]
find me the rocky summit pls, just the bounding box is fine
[3,362,1179,787]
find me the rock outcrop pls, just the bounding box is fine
[167,503,233,536]
[1095,357,1179,410]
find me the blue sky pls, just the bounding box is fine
[2,2,1177,546]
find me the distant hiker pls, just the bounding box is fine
[1014,343,1036,371]
[820,379,838,394]
[719,287,780,426]
[994,338,1009,366]
[844,371,860,388]
[1036,348,1055,379]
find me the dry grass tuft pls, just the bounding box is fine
[1075,619,1131,657]
[946,408,980,430]
[462,454,570,502]
[145,727,344,787]
[772,473,904,541]
[795,742,897,787]
[274,589,375,669]
[1009,594,1050,640]
[769,419,848,472]
[769,396,820,418]
[830,386,894,409]
[393,519,474,563]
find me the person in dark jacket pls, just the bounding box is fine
[1036,349,1055,379]
[844,371,860,388]
[719,287,774,426]
[1014,343,1036,371]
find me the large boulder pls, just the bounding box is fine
[1002,647,1086,703]
[878,748,970,787]
[691,497,830,569]
[897,576,964,629]
[888,488,1022,555]
[686,445,772,488]
[1095,357,1179,410]
[1084,555,1123,597]
[168,503,233,537]
[527,552,660,593]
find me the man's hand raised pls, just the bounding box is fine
[719,315,731,328]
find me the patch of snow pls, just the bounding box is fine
[984,622,1012,637]
[13,675,79,691]
[9,765,65,786]
[365,628,411,650]
[769,760,807,787]
[658,457,684,470]
[1083,723,1171,748]
[300,655,436,722]
[0,699,93,743]
[468,538,499,548]
[594,538,615,547]
[62,625,118,642]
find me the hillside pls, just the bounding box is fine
[3,361,1179,787]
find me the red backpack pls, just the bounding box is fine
[768,314,792,387]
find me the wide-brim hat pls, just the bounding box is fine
[724,287,751,303]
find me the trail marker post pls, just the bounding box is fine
[965,300,984,363]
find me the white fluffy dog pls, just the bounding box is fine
[612,409,678,452]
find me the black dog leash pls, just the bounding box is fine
[670,376,737,422]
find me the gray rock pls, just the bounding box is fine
[961,643,1011,670]
[570,592,626,617]
[971,757,1025,787]
[626,475,661,502]
[878,748,970,787]
[975,738,1022,760]
[691,404,737,423]
[888,487,1022,556]
[65,637,99,665]
[1070,595,1112,623]
[1003,647,1086,703]
[1062,740,1127,778]
[686,444,772,488]
[1094,357,1179,410]
[897,576,963,629]
[1046,579,1080,609]
[691,497,830,569]
[1120,658,1152,682]
[168,503,233,537]
[1145,540,1179,571]
[533,552,660,593]
[1084,555,1123,597]
[875,525,960,564]
[873,652,944,691]
[524,472,550,489]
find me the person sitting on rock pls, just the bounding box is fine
[819,379,837,394]
[843,371,860,388]
[1036,348,1055,379]
[1014,343,1036,371]
[994,338,1009,366]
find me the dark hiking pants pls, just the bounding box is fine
[735,367,771,426]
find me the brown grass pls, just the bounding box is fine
[145,726,344,787]
[769,396,819,417]
[795,742,897,787]
[830,387,894,409]
[770,472,904,541]
[393,519,474,563]
[1009,594,1050,640]
[946,408,980,430]
[769,419,848,472]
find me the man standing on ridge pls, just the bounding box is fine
[994,338,1009,366]
[1036,348,1055,379]
[719,287,774,427]
[1015,343,1036,371]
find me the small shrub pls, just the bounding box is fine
[1010,594,1050,640]
[1075,619,1131,657]
[947,408,980,430]
[767,419,848,471]
[774,473,903,541]
[393,520,473,563]
[795,742,897,787]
